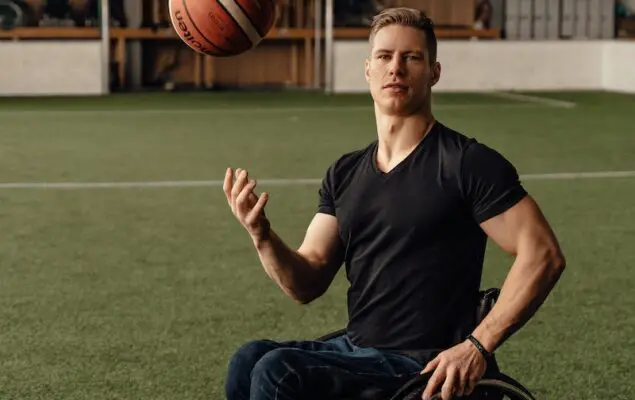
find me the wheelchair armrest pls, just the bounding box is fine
[476,288,500,325]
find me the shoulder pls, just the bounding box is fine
[460,139,519,181]
[432,123,526,215]
[328,142,375,173]
[447,134,526,223]
[434,122,477,155]
[432,122,516,177]
[317,142,375,214]
[322,142,375,186]
[430,122,478,181]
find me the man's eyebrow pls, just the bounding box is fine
[373,48,424,55]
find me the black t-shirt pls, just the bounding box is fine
[317,121,527,353]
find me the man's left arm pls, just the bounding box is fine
[471,194,566,356]
[421,143,566,400]
[422,195,566,400]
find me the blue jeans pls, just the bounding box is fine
[225,333,429,400]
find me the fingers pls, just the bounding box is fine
[423,368,460,400]
[223,167,233,204]
[421,356,440,375]
[248,191,259,206]
[455,372,467,398]
[464,376,477,397]
[230,169,249,208]
[420,343,488,400]
[235,179,257,217]
[225,168,254,208]
[245,192,269,226]
[440,368,457,400]
[422,366,444,400]
[464,368,482,396]
[224,168,267,225]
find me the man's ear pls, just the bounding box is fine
[430,61,441,87]
[365,58,371,83]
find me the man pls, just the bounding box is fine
[223,7,565,400]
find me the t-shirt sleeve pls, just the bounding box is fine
[317,164,336,216]
[460,142,527,223]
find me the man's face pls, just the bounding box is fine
[365,24,440,116]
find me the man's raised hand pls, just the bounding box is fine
[223,167,270,244]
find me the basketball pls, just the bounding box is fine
[169,0,277,57]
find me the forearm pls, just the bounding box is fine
[253,229,328,304]
[472,249,566,352]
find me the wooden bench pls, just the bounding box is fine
[0,26,501,89]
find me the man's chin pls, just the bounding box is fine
[376,98,417,116]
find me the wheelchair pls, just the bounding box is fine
[315,288,537,400]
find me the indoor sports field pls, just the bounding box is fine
[0,90,633,399]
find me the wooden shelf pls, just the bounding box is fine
[0,26,501,41]
[0,27,314,40]
[332,27,501,39]
[0,27,101,39]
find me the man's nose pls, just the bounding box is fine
[388,57,405,76]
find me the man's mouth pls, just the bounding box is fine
[383,83,409,92]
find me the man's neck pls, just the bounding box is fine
[374,107,436,172]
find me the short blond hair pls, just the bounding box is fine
[369,7,437,63]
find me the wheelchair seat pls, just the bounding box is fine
[315,288,537,400]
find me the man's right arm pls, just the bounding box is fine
[253,213,344,304]
[223,167,344,304]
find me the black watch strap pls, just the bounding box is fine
[466,334,493,360]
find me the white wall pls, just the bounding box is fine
[625,0,635,12]
[602,41,635,93]
[333,40,635,93]
[0,41,104,96]
[434,41,604,91]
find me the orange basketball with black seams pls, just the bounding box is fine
[169,0,278,57]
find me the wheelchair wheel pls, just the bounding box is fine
[391,372,536,400]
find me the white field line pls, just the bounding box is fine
[0,102,560,117]
[487,91,577,109]
[0,171,634,190]
[521,170,635,180]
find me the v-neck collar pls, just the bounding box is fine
[370,121,440,178]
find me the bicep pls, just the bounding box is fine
[459,142,555,256]
[480,195,563,261]
[297,212,345,273]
